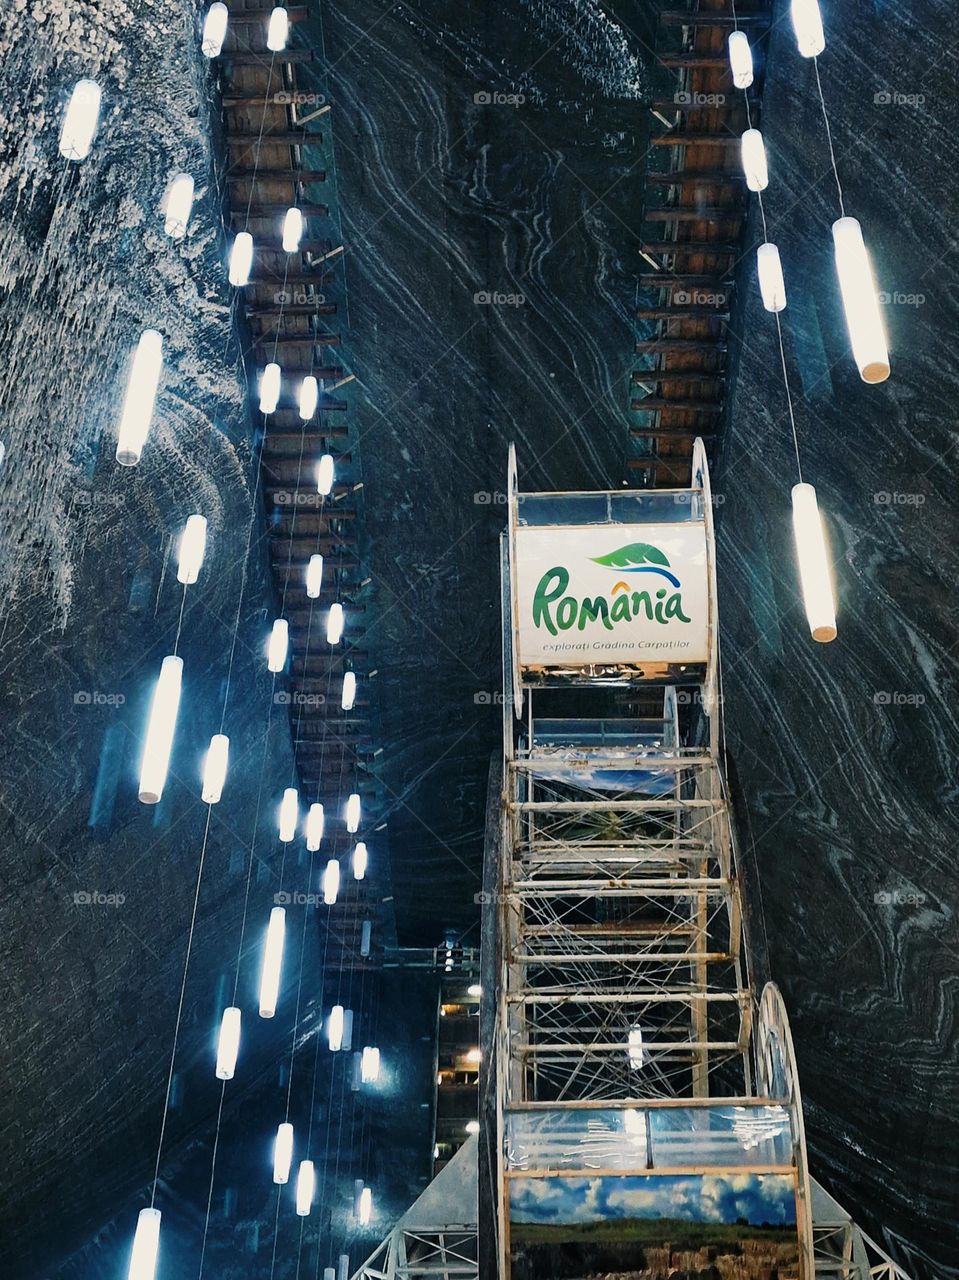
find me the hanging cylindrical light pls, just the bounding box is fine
[201,2,229,57]
[295,1159,315,1216]
[360,1045,380,1083]
[278,788,299,842]
[322,858,340,904]
[116,330,163,467]
[327,602,344,645]
[741,128,768,192]
[757,242,787,313]
[305,802,325,852]
[727,31,753,88]
[328,1004,345,1051]
[267,6,289,50]
[282,207,304,253]
[215,1006,241,1080]
[299,375,319,422]
[259,362,281,414]
[164,173,195,239]
[138,655,183,804]
[360,920,372,957]
[358,1187,372,1225]
[790,0,825,56]
[259,907,286,1019]
[59,79,102,161]
[338,1256,350,1280]
[341,670,356,711]
[201,733,229,804]
[352,842,368,881]
[176,513,208,584]
[791,483,837,642]
[316,453,335,496]
[627,1026,645,1069]
[267,618,289,672]
[832,216,890,384]
[273,1121,294,1184]
[325,1269,336,1280]
[306,553,324,599]
[128,1207,161,1280]
[342,1009,354,1052]
[228,231,254,286]
[345,792,361,833]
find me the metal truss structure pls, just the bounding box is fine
[355,441,913,1280]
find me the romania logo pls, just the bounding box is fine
[532,542,690,635]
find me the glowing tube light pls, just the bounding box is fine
[727,31,753,89]
[201,2,229,57]
[322,858,340,904]
[215,1006,241,1079]
[468,983,482,997]
[267,6,289,51]
[201,733,229,804]
[316,453,335,496]
[342,1009,354,1052]
[59,80,102,161]
[267,618,289,672]
[128,1207,161,1280]
[741,128,768,192]
[176,513,207,584]
[338,1256,350,1280]
[259,907,286,1019]
[278,788,299,842]
[791,0,825,57]
[466,1120,480,1135]
[306,553,324,599]
[465,1047,481,1065]
[116,330,163,467]
[791,483,837,643]
[341,670,356,710]
[299,375,318,421]
[295,1159,315,1216]
[832,216,890,384]
[345,792,361,833]
[328,1004,345,1051]
[360,920,372,957]
[352,841,368,881]
[138,655,183,804]
[259,362,281,414]
[358,1187,372,1225]
[283,207,304,253]
[164,173,195,238]
[273,1121,294,1184]
[305,802,325,852]
[228,231,253,286]
[361,1046,380,1083]
[327,603,344,646]
[628,1026,645,1069]
[757,242,787,313]
[325,1270,336,1280]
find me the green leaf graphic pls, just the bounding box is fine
[590,542,670,569]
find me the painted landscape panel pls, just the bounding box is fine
[509,1172,801,1280]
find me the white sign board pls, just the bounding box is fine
[514,522,709,670]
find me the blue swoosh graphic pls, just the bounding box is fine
[619,566,681,588]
